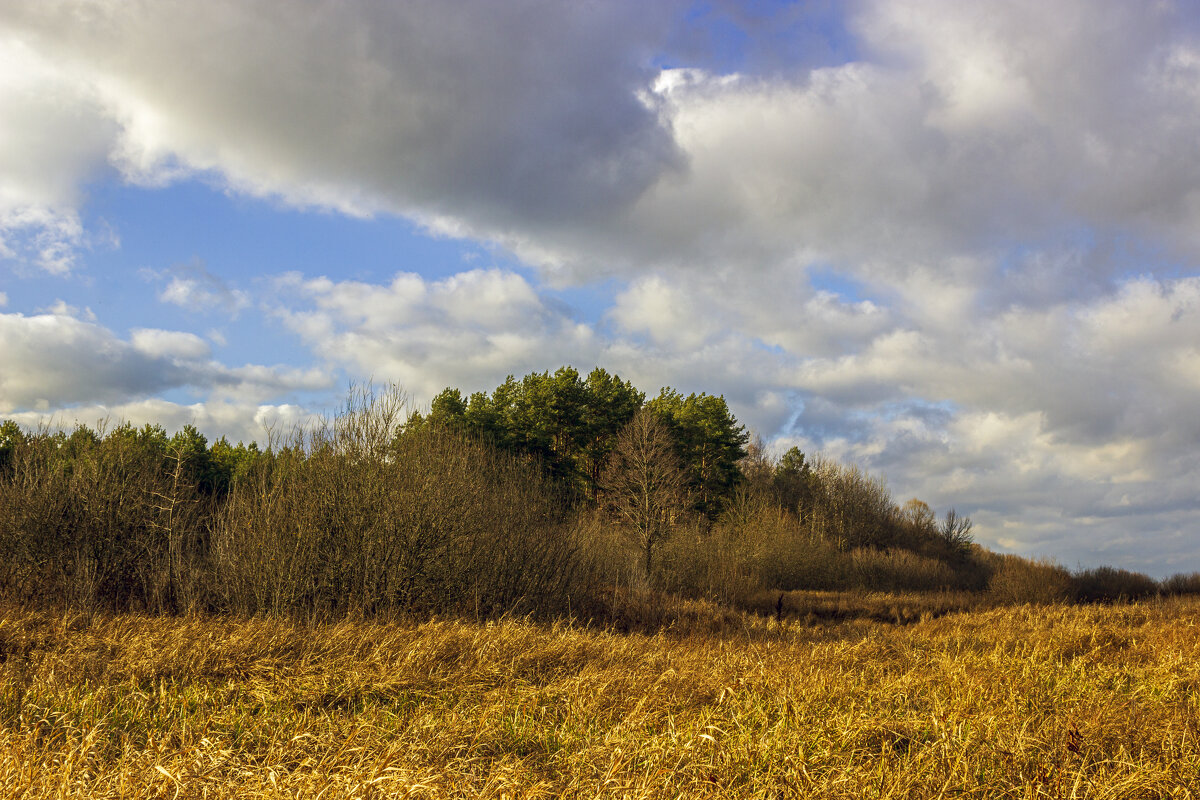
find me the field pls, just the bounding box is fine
[0,598,1197,798]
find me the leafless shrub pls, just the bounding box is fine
[570,509,646,593]
[1160,572,1200,595]
[599,410,691,579]
[755,530,852,591]
[717,494,848,595]
[656,522,759,606]
[1072,566,1159,603]
[986,555,1073,605]
[938,509,974,560]
[0,422,209,614]
[848,548,960,593]
[213,384,583,619]
[805,457,900,550]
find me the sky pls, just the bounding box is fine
[3,0,1200,576]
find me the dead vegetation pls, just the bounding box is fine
[0,598,1198,797]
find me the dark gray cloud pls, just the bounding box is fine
[0,0,684,232]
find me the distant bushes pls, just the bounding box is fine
[1071,566,1160,603]
[0,421,212,613]
[0,387,588,620]
[983,556,1192,606]
[1161,572,1200,596]
[986,555,1073,605]
[642,491,992,606]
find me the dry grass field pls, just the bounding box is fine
[0,598,1197,798]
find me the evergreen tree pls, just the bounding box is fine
[646,389,749,517]
[0,420,26,475]
[580,368,643,499]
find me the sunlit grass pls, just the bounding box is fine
[1,598,1197,797]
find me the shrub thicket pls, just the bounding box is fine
[1161,572,1200,595]
[0,422,212,613]
[2,369,1164,623]
[215,389,582,618]
[0,387,587,620]
[644,484,993,605]
[1071,566,1160,602]
[985,554,1074,605]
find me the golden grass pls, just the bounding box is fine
[747,589,985,624]
[1,599,1198,798]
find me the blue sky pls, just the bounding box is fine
[4,0,1200,576]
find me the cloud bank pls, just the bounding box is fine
[2,0,1200,573]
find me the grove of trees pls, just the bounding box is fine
[407,366,749,516]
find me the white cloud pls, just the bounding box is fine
[3,397,318,449]
[764,273,1200,575]
[0,0,682,239]
[0,307,332,414]
[0,34,113,273]
[273,269,599,400]
[40,299,95,321]
[0,309,189,412]
[6,0,1200,286]
[610,275,718,349]
[0,205,87,276]
[130,328,211,361]
[149,260,250,315]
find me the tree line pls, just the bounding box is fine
[0,369,1193,621]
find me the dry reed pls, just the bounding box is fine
[1,597,1197,798]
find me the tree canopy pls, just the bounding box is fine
[408,367,749,515]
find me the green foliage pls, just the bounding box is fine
[413,369,750,517]
[417,369,750,518]
[644,388,749,517]
[579,368,644,498]
[428,387,468,429]
[0,419,25,475]
[206,436,263,495]
[415,366,644,501]
[768,446,818,515]
[169,424,217,494]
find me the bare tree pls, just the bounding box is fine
[600,410,689,578]
[901,498,936,531]
[899,497,938,548]
[939,508,974,559]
